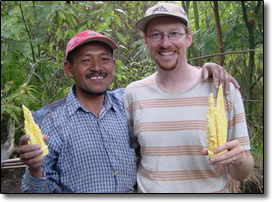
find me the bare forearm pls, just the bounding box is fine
[29,167,43,178]
[227,151,254,181]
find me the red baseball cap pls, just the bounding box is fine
[65,30,118,59]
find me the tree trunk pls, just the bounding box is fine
[1,117,15,160]
[213,1,224,66]
[241,1,261,115]
[192,1,201,66]
[182,1,200,66]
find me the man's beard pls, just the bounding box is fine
[157,60,178,71]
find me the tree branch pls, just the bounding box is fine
[24,60,41,85]
[19,1,36,63]
[187,49,257,62]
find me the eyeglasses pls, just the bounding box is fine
[147,32,187,42]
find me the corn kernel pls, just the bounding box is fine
[23,105,48,157]
[206,85,228,158]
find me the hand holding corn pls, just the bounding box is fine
[206,84,228,158]
[205,86,252,180]
[22,105,48,157]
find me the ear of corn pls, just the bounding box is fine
[22,105,48,157]
[206,84,228,158]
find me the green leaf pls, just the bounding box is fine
[113,14,121,27]
[105,15,111,26]
[96,26,106,33]
[106,5,113,15]
[116,59,122,71]
[10,112,19,124]
[116,74,122,81]
[68,29,76,37]
[116,31,127,45]
[62,30,68,40]
[68,8,78,18]
[87,20,93,27]
[58,11,66,20]
[56,28,63,42]
[66,13,77,26]
[78,25,88,33]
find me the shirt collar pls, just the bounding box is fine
[65,85,115,117]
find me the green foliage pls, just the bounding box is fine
[1,82,39,122]
[1,81,40,144]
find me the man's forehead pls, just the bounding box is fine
[74,43,112,57]
[146,17,186,31]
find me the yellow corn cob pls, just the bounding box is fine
[206,84,228,158]
[22,105,48,157]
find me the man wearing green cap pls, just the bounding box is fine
[124,3,253,193]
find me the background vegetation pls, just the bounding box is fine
[1,1,263,192]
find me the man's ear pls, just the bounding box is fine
[112,58,116,74]
[186,33,193,48]
[144,35,148,49]
[63,61,74,78]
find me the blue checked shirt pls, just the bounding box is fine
[21,86,137,193]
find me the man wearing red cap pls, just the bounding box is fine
[20,30,137,193]
[19,29,239,193]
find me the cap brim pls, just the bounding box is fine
[135,14,188,32]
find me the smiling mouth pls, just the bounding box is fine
[156,48,178,56]
[159,51,175,56]
[86,72,107,80]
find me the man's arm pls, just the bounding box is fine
[227,150,254,181]
[19,107,63,193]
[19,134,49,193]
[19,134,46,178]
[202,63,240,95]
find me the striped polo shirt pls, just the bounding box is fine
[124,72,250,193]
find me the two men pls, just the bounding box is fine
[19,3,245,193]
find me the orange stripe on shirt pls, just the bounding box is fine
[228,113,246,129]
[235,136,250,146]
[134,120,207,133]
[141,145,205,156]
[138,164,226,181]
[126,97,232,112]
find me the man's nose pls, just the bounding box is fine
[91,59,102,71]
[160,34,172,48]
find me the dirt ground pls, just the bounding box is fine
[1,168,25,193]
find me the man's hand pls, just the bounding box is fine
[202,63,240,95]
[19,134,48,178]
[202,140,254,181]
[204,139,243,165]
